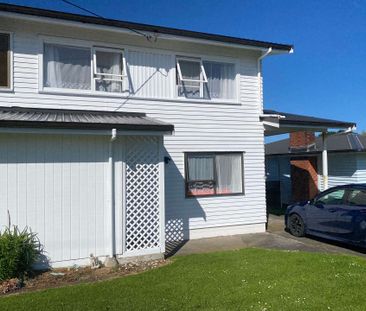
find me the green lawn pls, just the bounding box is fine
[1,248,366,310]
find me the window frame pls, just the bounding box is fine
[39,37,129,96]
[184,151,245,198]
[0,31,13,92]
[176,56,208,99]
[92,46,127,92]
[175,54,238,102]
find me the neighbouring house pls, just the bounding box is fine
[266,131,366,207]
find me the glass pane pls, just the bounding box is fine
[348,190,366,206]
[187,154,214,181]
[0,33,10,88]
[95,50,122,75]
[177,60,201,98]
[203,61,235,99]
[317,189,345,205]
[44,44,91,90]
[215,154,242,194]
[95,50,123,93]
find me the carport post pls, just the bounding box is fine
[322,132,329,190]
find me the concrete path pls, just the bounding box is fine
[172,215,366,258]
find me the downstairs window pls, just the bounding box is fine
[0,33,11,89]
[185,152,244,197]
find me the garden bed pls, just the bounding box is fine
[0,259,169,296]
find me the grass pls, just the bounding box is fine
[1,248,366,310]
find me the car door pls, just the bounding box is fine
[306,188,346,236]
[337,189,366,243]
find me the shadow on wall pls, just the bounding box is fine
[163,147,206,257]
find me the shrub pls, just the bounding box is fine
[0,226,40,281]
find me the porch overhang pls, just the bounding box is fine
[261,109,356,136]
[0,106,174,134]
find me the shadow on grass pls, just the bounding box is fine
[305,234,366,255]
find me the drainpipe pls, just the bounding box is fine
[322,131,329,190]
[257,47,272,112]
[105,128,118,267]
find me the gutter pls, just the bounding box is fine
[0,4,293,53]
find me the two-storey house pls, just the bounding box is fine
[0,3,293,267]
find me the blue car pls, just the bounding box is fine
[285,184,366,247]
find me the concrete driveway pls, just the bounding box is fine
[172,215,366,258]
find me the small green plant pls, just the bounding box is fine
[0,226,40,281]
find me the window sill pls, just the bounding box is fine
[175,97,241,105]
[38,89,241,105]
[185,192,245,199]
[39,88,130,98]
[0,88,14,93]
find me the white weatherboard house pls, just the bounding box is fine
[0,3,294,267]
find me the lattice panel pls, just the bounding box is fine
[124,136,161,252]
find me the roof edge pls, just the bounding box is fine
[0,3,293,52]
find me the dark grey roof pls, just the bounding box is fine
[0,3,293,52]
[266,132,366,156]
[0,107,174,132]
[263,109,356,129]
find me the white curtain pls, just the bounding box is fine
[95,50,122,93]
[203,61,235,99]
[215,154,242,194]
[44,44,91,90]
[187,155,214,181]
[178,60,200,98]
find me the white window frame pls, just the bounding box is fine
[0,31,13,92]
[92,47,127,89]
[176,56,208,98]
[175,54,238,102]
[176,57,208,83]
[39,36,129,96]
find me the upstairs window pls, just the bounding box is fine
[176,57,207,98]
[203,61,235,100]
[93,47,126,93]
[0,33,11,89]
[185,152,244,197]
[176,57,236,100]
[44,43,91,90]
[43,42,126,93]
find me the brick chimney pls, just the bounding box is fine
[289,131,316,152]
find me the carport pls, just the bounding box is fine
[261,109,356,190]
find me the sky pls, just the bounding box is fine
[2,0,366,139]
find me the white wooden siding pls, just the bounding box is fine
[0,133,110,264]
[318,153,358,191]
[0,18,266,250]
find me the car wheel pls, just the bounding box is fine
[288,213,305,237]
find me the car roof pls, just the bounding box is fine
[325,184,366,192]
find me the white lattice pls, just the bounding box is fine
[124,136,161,252]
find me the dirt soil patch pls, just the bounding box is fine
[1,259,169,296]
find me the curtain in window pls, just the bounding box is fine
[178,60,201,98]
[187,155,215,196]
[44,44,91,90]
[187,155,214,181]
[95,50,122,93]
[203,61,235,99]
[0,33,9,88]
[215,154,242,194]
